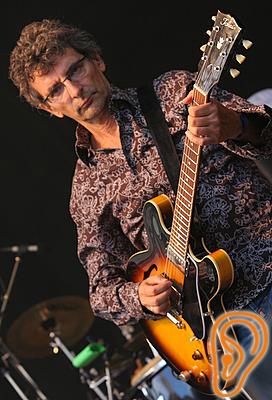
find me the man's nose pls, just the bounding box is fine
[64,79,82,98]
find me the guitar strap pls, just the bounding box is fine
[137,83,180,194]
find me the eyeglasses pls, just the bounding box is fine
[41,56,88,104]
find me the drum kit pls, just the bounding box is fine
[0,252,169,400]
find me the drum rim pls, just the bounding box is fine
[130,356,167,387]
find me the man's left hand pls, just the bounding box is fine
[182,91,242,145]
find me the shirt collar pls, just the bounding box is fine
[75,84,137,162]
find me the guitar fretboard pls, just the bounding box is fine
[168,89,207,264]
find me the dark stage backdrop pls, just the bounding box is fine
[0,1,271,399]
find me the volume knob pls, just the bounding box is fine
[178,370,191,382]
[197,371,207,384]
[192,350,203,360]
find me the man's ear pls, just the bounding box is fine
[92,54,106,72]
[38,102,64,118]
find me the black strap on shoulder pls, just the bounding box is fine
[137,83,180,194]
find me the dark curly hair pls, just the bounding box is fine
[9,19,101,106]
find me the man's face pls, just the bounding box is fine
[31,47,111,124]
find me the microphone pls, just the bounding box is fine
[0,244,39,254]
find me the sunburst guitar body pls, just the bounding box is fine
[128,194,234,392]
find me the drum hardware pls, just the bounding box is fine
[5,295,94,359]
[0,254,49,399]
[4,291,133,399]
[49,330,116,400]
[0,338,48,400]
[124,355,167,400]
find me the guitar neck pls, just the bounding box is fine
[168,88,208,263]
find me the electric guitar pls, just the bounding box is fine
[128,10,252,393]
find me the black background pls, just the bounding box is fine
[0,1,271,399]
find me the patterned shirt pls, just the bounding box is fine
[70,70,272,326]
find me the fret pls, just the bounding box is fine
[171,242,189,261]
[175,194,195,213]
[177,183,193,198]
[175,214,190,227]
[174,222,189,236]
[184,141,201,156]
[175,200,191,213]
[170,233,187,249]
[177,189,194,207]
[171,218,189,234]
[172,218,188,234]
[176,195,191,206]
[170,225,192,248]
[180,173,193,186]
[171,232,187,247]
[182,160,197,173]
[181,170,194,184]
[187,141,198,155]
[178,184,193,198]
[181,162,196,175]
[175,211,191,226]
[167,245,186,267]
[171,236,187,253]
[183,152,197,166]
[184,146,198,163]
[175,201,191,213]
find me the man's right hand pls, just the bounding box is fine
[138,275,172,315]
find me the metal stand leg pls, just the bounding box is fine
[1,366,29,400]
[49,331,114,400]
[0,338,48,400]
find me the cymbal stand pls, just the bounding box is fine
[0,255,48,399]
[0,338,48,400]
[49,331,114,400]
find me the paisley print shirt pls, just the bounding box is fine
[70,70,272,326]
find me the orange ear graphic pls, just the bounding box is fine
[220,335,245,381]
[210,310,269,398]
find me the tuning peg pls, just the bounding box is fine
[200,44,207,52]
[206,30,211,36]
[242,40,253,49]
[230,68,240,78]
[236,54,246,64]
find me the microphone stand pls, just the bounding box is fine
[0,253,49,399]
[0,256,21,330]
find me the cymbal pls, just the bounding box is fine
[6,295,94,359]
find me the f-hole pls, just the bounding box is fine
[144,264,158,279]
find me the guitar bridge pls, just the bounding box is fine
[166,310,184,329]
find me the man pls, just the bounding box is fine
[248,88,272,184]
[9,19,272,398]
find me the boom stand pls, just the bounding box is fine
[49,331,114,400]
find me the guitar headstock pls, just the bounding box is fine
[196,10,252,96]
